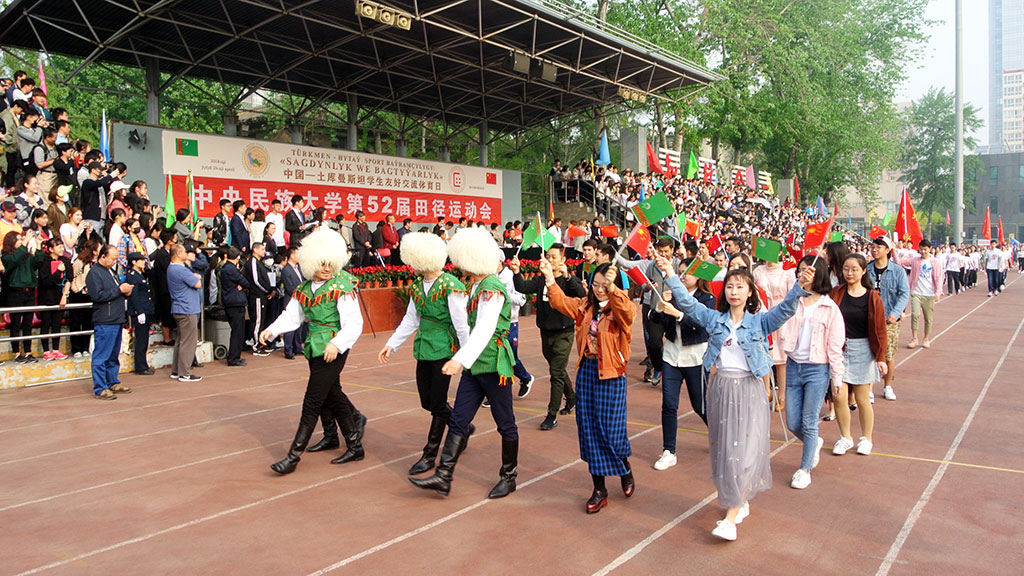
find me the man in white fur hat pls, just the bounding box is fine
[410,227,519,499]
[260,228,367,474]
[378,232,473,476]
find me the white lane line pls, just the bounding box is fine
[591,442,789,576]
[12,412,536,576]
[0,407,422,513]
[304,414,675,576]
[875,311,1024,576]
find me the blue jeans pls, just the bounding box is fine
[987,269,1001,292]
[91,324,123,395]
[508,322,532,383]
[660,362,707,452]
[785,359,830,470]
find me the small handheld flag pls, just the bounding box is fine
[684,259,722,281]
[752,236,783,263]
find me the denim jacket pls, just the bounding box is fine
[664,275,808,378]
[867,261,910,318]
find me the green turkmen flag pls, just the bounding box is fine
[164,174,175,229]
[520,217,539,249]
[881,212,892,227]
[175,138,199,156]
[829,231,843,242]
[752,236,783,263]
[686,151,699,180]
[684,259,722,281]
[676,212,688,235]
[633,190,674,226]
[521,214,557,251]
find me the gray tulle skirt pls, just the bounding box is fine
[707,368,772,508]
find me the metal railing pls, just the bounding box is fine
[0,303,94,344]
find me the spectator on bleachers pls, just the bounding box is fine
[37,237,71,361]
[124,251,154,375]
[2,228,45,363]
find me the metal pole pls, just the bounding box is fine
[954,0,965,243]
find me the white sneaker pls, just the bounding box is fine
[790,469,812,489]
[883,385,897,401]
[73,352,82,358]
[653,450,677,471]
[812,436,824,468]
[856,437,873,455]
[711,519,737,541]
[869,391,875,404]
[735,501,749,524]
[833,436,855,455]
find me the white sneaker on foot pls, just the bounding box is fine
[833,436,855,455]
[883,385,896,401]
[791,468,812,489]
[653,450,677,471]
[856,437,873,455]
[735,502,749,524]
[712,519,737,541]
[812,436,824,468]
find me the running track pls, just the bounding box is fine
[1,275,1022,575]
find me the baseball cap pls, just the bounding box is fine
[0,201,15,212]
[109,180,128,193]
[56,185,73,202]
[873,235,895,250]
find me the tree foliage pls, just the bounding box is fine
[900,87,984,235]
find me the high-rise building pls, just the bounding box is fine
[991,0,1024,152]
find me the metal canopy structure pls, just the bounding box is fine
[0,0,720,135]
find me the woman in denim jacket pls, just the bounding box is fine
[656,254,813,542]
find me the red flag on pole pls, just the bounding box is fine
[833,201,839,218]
[803,218,834,253]
[998,216,1005,244]
[704,234,724,254]
[983,207,991,241]
[600,225,618,238]
[793,173,800,205]
[625,266,650,287]
[894,187,923,248]
[646,141,664,174]
[869,226,887,240]
[566,224,587,240]
[624,224,653,255]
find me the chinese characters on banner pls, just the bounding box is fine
[166,175,499,223]
[161,130,503,224]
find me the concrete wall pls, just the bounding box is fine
[501,169,522,224]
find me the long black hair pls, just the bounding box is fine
[587,262,613,312]
[799,255,832,295]
[715,268,761,313]
[842,254,874,291]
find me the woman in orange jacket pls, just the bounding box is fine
[540,257,636,514]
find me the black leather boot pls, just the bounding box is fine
[330,413,365,464]
[462,423,476,452]
[270,422,315,475]
[308,412,340,452]
[487,438,518,499]
[409,433,467,496]
[409,416,447,475]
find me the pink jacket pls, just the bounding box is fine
[779,295,847,381]
[893,252,944,298]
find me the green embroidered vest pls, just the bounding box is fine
[411,272,465,361]
[292,271,358,358]
[466,274,515,383]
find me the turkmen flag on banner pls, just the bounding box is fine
[752,236,783,263]
[684,259,722,281]
[633,191,674,226]
[175,138,199,156]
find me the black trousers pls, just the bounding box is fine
[448,371,517,441]
[7,289,36,355]
[415,359,454,419]
[68,292,93,354]
[641,303,665,372]
[946,270,961,295]
[3,153,18,187]
[248,294,269,348]
[131,315,150,371]
[304,352,357,436]
[224,305,246,364]
[38,306,64,352]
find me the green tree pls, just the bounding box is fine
[900,87,984,236]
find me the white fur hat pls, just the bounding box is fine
[297,228,350,280]
[448,227,499,276]
[399,232,448,273]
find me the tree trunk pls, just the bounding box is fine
[711,136,720,161]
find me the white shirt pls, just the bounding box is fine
[265,281,363,354]
[265,212,286,246]
[385,277,469,351]
[662,287,708,368]
[548,225,562,243]
[789,298,822,363]
[985,248,1002,270]
[498,267,526,323]
[913,258,936,297]
[715,323,751,372]
[451,282,506,369]
[944,253,963,272]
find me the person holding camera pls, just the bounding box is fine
[85,244,134,400]
[81,161,119,231]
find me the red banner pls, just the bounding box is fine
[166,175,502,224]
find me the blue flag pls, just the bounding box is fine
[597,130,611,166]
[100,109,109,160]
[640,182,646,201]
[816,196,826,217]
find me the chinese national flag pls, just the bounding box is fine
[625,224,652,255]
[983,207,991,240]
[486,172,497,185]
[998,216,1005,244]
[684,218,701,240]
[646,141,664,174]
[803,218,834,252]
[600,225,618,238]
[894,187,923,248]
[566,225,587,240]
[793,173,800,205]
[868,226,886,240]
[625,266,650,287]
[704,234,724,254]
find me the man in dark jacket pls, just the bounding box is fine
[247,242,275,356]
[125,252,155,375]
[86,244,133,400]
[351,210,372,267]
[211,199,233,247]
[219,247,250,366]
[150,228,177,346]
[80,162,119,230]
[511,243,586,430]
[280,246,305,359]
[285,194,314,248]
[229,200,250,254]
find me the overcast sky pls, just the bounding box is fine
[897,0,990,144]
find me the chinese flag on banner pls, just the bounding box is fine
[624,224,652,254]
[803,218,834,252]
[704,234,724,254]
[894,187,923,248]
